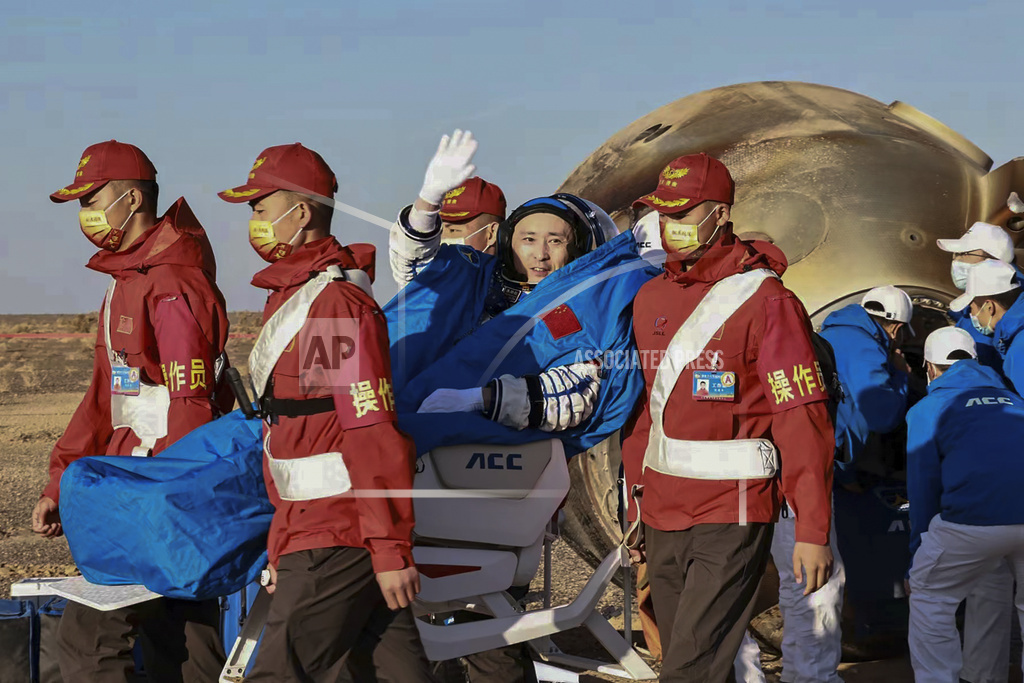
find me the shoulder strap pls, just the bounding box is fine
[102,278,117,366]
[334,266,374,299]
[248,267,346,399]
[644,269,778,471]
[649,269,777,417]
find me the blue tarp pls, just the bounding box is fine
[60,410,271,600]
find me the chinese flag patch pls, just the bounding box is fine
[541,304,583,340]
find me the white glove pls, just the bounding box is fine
[486,361,602,432]
[419,129,478,205]
[536,361,602,432]
[418,387,485,414]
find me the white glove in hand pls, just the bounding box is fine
[537,361,602,432]
[419,129,478,205]
[487,361,602,432]
[418,387,485,414]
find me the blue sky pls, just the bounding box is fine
[2,0,1023,312]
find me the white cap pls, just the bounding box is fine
[861,285,915,335]
[936,222,1014,263]
[924,326,977,365]
[948,259,1020,312]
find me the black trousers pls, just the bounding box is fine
[57,597,225,683]
[646,523,773,683]
[461,583,538,683]
[247,546,436,683]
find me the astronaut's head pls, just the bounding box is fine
[497,193,618,288]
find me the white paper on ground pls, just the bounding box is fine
[36,576,161,611]
[10,577,66,598]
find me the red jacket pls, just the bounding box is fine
[622,235,835,546]
[44,198,231,503]
[252,237,417,573]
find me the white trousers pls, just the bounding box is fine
[909,515,1024,683]
[961,559,1013,683]
[769,510,846,683]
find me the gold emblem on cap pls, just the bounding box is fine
[249,157,266,180]
[58,182,95,196]
[443,186,467,204]
[222,187,262,198]
[76,155,92,178]
[662,166,689,180]
[441,211,471,218]
[646,195,690,208]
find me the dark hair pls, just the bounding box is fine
[280,190,333,228]
[932,349,975,372]
[988,287,1023,311]
[107,179,159,213]
[863,301,886,314]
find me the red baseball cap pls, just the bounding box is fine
[634,153,735,213]
[439,177,507,222]
[50,140,157,203]
[218,143,338,204]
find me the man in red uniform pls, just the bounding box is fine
[32,140,231,682]
[219,143,434,682]
[389,173,507,285]
[622,153,835,682]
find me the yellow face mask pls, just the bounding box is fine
[661,207,719,254]
[79,190,132,251]
[248,204,301,263]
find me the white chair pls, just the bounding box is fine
[411,440,654,680]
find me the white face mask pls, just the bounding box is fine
[951,260,974,291]
[441,222,492,247]
[970,309,996,337]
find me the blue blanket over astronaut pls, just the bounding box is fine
[384,231,660,456]
[60,409,272,600]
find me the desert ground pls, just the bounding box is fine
[0,312,972,681]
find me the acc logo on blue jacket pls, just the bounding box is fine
[965,396,1014,406]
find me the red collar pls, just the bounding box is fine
[250,237,376,291]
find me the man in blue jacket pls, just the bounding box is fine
[938,221,1017,373]
[766,285,913,683]
[906,326,1024,683]
[820,285,914,476]
[950,259,1024,393]
[939,233,1021,683]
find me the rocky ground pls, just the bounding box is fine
[0,313,964,681]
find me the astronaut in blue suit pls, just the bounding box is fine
[384,130,659,458]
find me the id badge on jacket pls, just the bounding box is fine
[692,370,736,401]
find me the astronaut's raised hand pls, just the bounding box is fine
[486,361,602,432]
[418,129,478,207]
[417,387,485,414]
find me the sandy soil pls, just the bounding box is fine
[0,314,940,681]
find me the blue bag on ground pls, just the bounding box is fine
[60,410,272,600]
